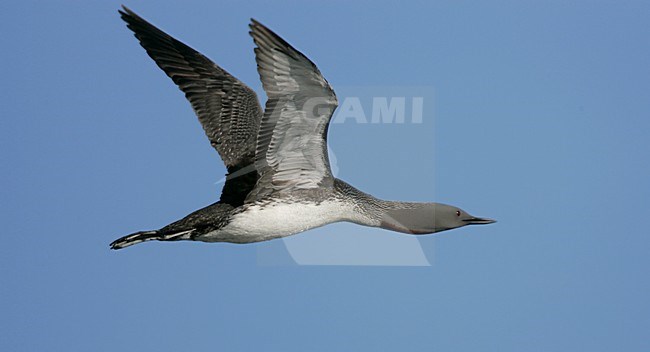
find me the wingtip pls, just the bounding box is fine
[248,18,259,33]
[118,5,141,21]
[249,18,268,32]
[118,4,130,15]
[248,19,262,39]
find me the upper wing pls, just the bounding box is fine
[119,6,263,168]
[247,19,338,200]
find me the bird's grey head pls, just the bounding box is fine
[379,203,495,234]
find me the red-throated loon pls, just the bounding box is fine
[110,6,495,250]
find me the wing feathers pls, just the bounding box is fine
[247,20,338,201]
[119,6,263,169]
[120,9,338,204]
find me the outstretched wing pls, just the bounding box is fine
[247,19,338,201]
[119,6,263,168]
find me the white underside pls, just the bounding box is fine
[199,200,357,243]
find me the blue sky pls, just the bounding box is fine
[2,1,649,351]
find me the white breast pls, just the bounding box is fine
[201,200,353,243]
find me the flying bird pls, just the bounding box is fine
[111,6,495,250]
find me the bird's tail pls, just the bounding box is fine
[110,229,194,250]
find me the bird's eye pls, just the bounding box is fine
[456,210,461,216]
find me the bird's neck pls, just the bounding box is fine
[333,179,435,234]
